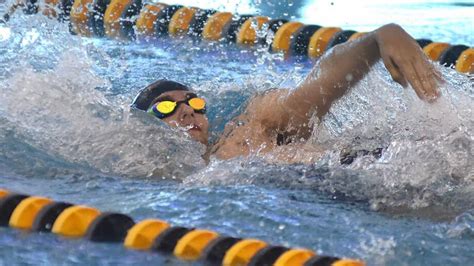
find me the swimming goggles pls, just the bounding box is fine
[147,96,206,119]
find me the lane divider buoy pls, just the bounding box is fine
[200,236,243,264]
[124,218,171,250]
[290,25,322,56]
[327,30,357,49]
[54,0,75,22]
[152,226,194,252]
[423,42,451,61]
[174,229,219,260]
[187,9,217,37]
[51,205,101,237]
[32,201,74,232]
[455,48,474,73]
[168,6,198,36]
[202,11,233,41]
[103,0,142,40]
[9,196,53,230]
[0,193,29,226]
[416,38,433,48]
[154,5,184,36]
[308,27,342,58]
[135,3,169,38]
[222,239,268,266]
[271,21,304,53]
[236,16,269,45]
[275,249,316,266]
[262,18,288,45]
[85,212,135,242]
[267,19,289,34]
[42,0,62,18]
[69,0,94,37]
[248,245,289,266]
[439,44,470,68]
[0,188,365,265]
[224,14,253,43]
[69,0,110,37]
[304,256,340,266]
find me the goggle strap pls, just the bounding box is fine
[147,105,165,119]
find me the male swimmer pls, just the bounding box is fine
[132,24,442,163]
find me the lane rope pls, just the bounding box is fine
[0,188,365,266]
[2,0,471,73]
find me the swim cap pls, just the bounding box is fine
[131,79,191,111]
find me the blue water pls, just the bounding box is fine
[0,0,473,265]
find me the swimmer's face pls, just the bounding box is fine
[152,90,209,145]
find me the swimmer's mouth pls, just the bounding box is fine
[186,124,201,131]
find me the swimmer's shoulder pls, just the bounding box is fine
[206,112,254,160]
[206,88,295,160]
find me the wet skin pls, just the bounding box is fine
[155,24,442,162]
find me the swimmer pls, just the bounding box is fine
[132,24,442,163]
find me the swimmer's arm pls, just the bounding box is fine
[256,24,441,138]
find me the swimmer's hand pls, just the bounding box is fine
[375,24,442,102]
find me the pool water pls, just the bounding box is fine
[0,0,473,265]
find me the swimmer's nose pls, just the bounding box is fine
[178,103,195,121]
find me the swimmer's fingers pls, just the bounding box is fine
[422,60,443,99]
[381,53,408,87]
[409,56,441,102]
[398,58,425,99]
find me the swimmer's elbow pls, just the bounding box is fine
[383,23,403,30]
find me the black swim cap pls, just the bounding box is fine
[131,79,191,111]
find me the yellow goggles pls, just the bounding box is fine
[148,97,206,119]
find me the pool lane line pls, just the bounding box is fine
[0,189,365,266]
[3,0,473,74]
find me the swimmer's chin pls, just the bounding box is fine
[181,127,208,145]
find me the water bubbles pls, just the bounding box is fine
[345,73,354,82]
[75,6,84,14]
[265,30,275,46]
[446,210,474,238]
[249,17,259,32]
[0,26,11,42]
[256,21,269,40]
[0,1,472,220]
[359,235,397,265]
[0,42,205,179]
[20,29,40,47]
